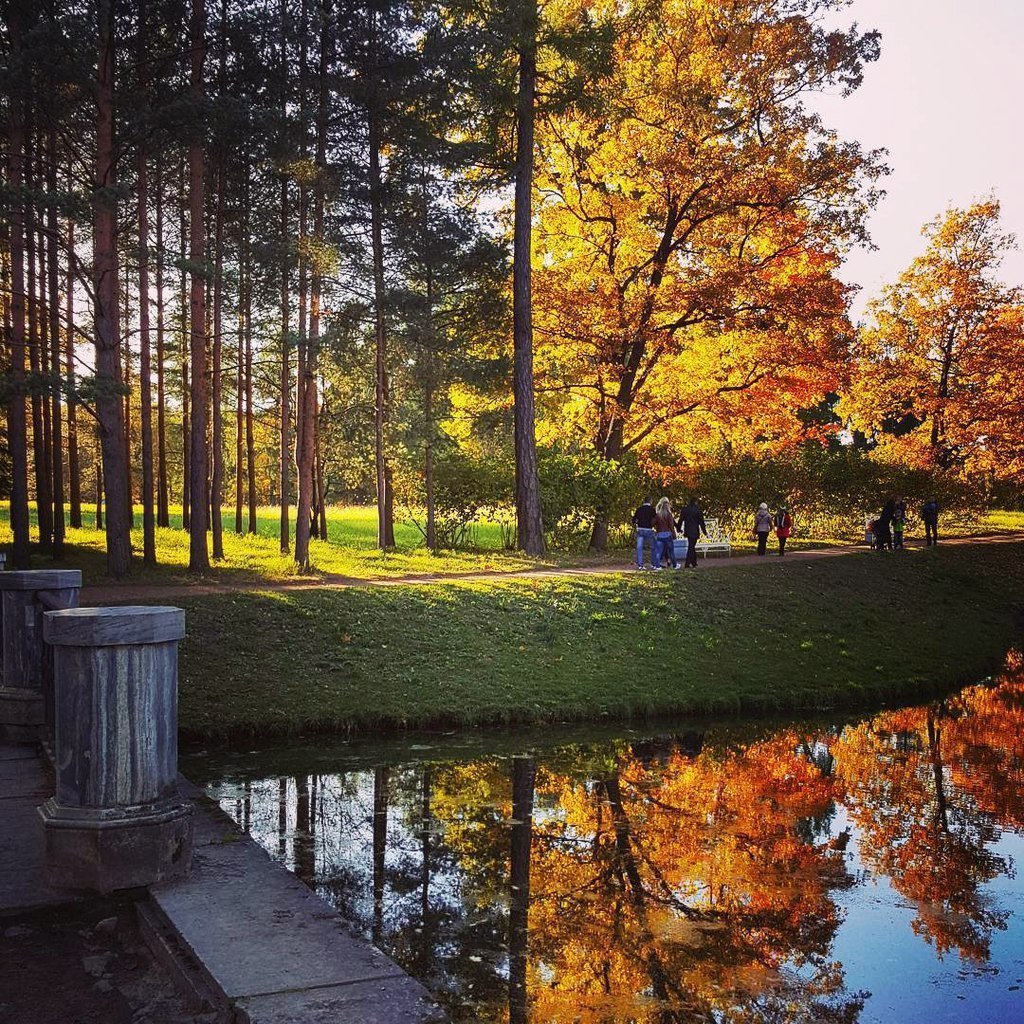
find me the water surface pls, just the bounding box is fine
[185,661,1024,1023]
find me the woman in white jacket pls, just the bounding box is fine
[753,502,772,556]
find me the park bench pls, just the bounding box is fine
[695,518,732,558]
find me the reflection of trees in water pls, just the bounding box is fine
[210,657,1024,1023]
[833,657,1024,962]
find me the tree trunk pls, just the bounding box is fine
[187,0,210,573]
[211,155,225,559]
[5,17,31,568]
[279,172,291,553]
[512,0,544,556]
[155,154,169,527]
[46,122,65,558]
[27,126,53,552]
[295,4,327,570]
[93,0,132,577]
[179,162,191,531]
[234,230,245,535]
[367,13,394,550]
[137,8,156,566]
[245,239,257,534]
[65,194,82,530]
[95,427,104,530]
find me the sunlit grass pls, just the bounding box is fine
[0,503,542,584]
[171,538,1024,739]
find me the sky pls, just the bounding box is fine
[810,0,1024,320]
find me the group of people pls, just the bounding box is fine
[632,493,943,569]
[753,503,793,556]
[631,496,708,569]
[869,497,940,550]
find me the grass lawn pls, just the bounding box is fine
[171,539,1024,739]
[0,504,544,584]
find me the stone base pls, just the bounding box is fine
[39,798,194,895]
[0,686,45,741]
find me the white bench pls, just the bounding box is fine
[695,518,731,558]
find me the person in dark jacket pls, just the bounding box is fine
[676,498,708,568]
[632,497,656,568]
[875,499,895,551]
[922,498,939,545]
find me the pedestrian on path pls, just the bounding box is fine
[632,497,656,569]
[875,499,895,551]
[892,497,906,549]
[922,497,939,545]
[676,498,708,568]
[753,502,772,556]
[653,497,679,570]
[775,505,793,555]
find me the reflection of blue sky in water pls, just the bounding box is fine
[830,804,1024,1024]
[195,683,1024,1024]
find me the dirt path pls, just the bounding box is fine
[78,533,1024,605]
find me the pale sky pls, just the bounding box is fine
[811,0,1024,319]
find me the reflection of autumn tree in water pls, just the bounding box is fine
[833,654,1024,962]
[524,734,862,1023]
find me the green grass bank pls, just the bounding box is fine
[172,539,1024,740]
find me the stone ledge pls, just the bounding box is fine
[44,606,185,647]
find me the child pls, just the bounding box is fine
[774,506,793,555]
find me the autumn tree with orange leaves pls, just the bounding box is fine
[528,0,885,546]
[845,200,1024,479]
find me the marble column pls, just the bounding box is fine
[39,606,194,893]
[0,569,81,739]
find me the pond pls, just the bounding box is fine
[183,657,1024,1024]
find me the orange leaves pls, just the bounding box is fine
[530,0,881,472]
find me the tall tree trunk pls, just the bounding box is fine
[27,126,53,552]
[245,234,257,534]
[512,0,544,556]
[295,2,327,570]
[509,756,536,1024]
[155,154,169,527]
[94,427,104,530]
[279,172,291,553]
[93,0,132,577]
[210,0,227,559]
[210,155,225,559]
[137,5,156,566]
[367,13,394,549]
[5,16,30,568]
[315,391,327,540]
[179,162,191,531]
[234,232,245,535]
[46,122,65,558]
[187,0,210,572]
[65,194,82,530]
[122,262,134,529]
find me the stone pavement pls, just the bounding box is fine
[0,742,80,916]
[0,742,445,1023]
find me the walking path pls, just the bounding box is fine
[80,532,1024,605]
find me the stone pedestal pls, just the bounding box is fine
[39,606,193,894]
[0,569,81,739]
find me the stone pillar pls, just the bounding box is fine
[0,569,81,739]
[39,606,194,894]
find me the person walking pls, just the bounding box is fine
[632,497,656,569]
[753,502,772,556]
[774,505,793,556]
[922,497,939,546]
[652,497,679,570]
[892,497,906,549]
[875,499,895,552]
[676,497,708,568]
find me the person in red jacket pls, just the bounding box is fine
[774,505,793,556]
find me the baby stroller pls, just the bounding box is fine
[864,516,878,549]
